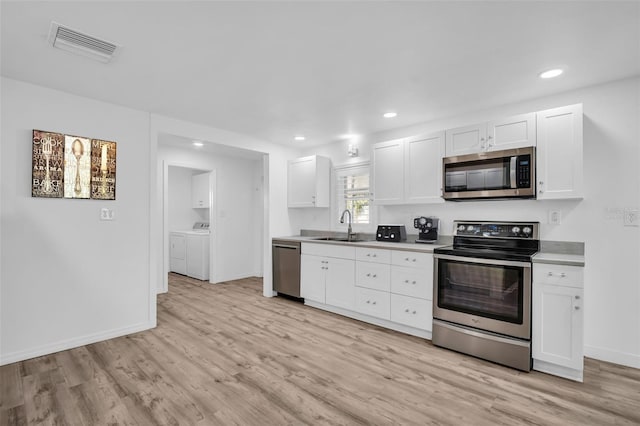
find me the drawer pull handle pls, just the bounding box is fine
[412,259,416,262]
[574,306,580,310]
[405,308,409,313]
[560,273,566,278]
[366,300,370,304]
[575,295,580,300]
[372,274,377,278]
[372,301,377,305]
[367,254,371,257]
[404,279,409,283]
[373,254,377,257]
[412,310,417,315]
[548,272,553,276]
[366,273,371,277]
[405,257,409,261]
[412,281,416,285]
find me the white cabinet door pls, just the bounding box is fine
[191,173,210,208]
[301,254,326,303]
[372,139,405,204]
[445,123,487,156]
[287,155,331,207]
[169,233,186,275]
[355,287,390,320]
[532,283,584,370]
[487,112,536,151]
[536,104,583,200]
[404,132,445,204]
[325,257,356,310]
[390,294,432,331]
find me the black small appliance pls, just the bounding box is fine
[376,225,407,242]
[413,216,439,244]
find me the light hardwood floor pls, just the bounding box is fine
[1,273,639,425]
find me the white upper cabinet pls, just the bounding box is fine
[404,132,445,204]
[287,155,331,208]
[372,133,444,205]
[191,172,210,208]
[445,123,487,156]
[372,139,405,204]
[536,104,584,200]
[487,112,536,151]
[445,113,536,156]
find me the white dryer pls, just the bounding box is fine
[170,222,210,280]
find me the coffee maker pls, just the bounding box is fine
[413,216,439,244]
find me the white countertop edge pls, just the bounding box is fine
[273,236,448,253]
[533,252,585,267]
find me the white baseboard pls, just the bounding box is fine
[0,321,155,366]
[584,344,640,369]
[533,359,583,382]
[214,272,259,283]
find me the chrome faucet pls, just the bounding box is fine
[339,209,355,241]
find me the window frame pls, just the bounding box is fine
[333,161,375,232]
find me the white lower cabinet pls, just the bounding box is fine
[302,244,435,338]
[300,243,356,306]
[355,287,390,320]
[532,263,584,382]
[169,233,187,275]
[170,232,209,280]
[390,294,432,331]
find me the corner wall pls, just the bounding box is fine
[298,76,640,368]
[0,78,155,365]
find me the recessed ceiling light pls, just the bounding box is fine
[341,134,359,140]
[383,112,397,118]
[193,141,204,147]
[539,68,564,79]
[294,136,305,141]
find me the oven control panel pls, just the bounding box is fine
[453,221,538,239]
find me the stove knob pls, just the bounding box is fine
[512,226,521,234]
[458,225,466,231]
[523,227,532,235]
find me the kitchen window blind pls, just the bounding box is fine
[335,163,371,225]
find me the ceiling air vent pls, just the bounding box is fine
[48,21,120,63]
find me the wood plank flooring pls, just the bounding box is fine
[1,273,639,425]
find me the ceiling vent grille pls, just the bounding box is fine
[48,22,120,63]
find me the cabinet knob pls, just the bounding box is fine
[366,273,371,277]
[575,295,580,300]
[412,281,416,285]
[412,310,417,315]
[547,271,553,276]
[405,257,409,261]
[372,254,377,258]
[372,301,377,305]
[372,274,377,278]
[574,306,580,310]
[411,258,416,262]
[405,308,410,313]
[366,254,371,257]
[404,279,409,283]
[560,272,566,278]
[366,300,370,304]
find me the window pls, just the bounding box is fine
[335,163,372,226]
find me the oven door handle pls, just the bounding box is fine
[433,253,531,268]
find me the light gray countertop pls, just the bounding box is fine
[532,252,585,267]
[273,235,450,253]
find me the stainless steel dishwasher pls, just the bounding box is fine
[272,239,301,298]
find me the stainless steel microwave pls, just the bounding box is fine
[443,147,535,201]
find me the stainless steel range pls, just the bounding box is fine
[432,221,540,371]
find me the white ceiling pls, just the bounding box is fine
[2,1,639,148]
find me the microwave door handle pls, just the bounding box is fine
[510,156,517,189]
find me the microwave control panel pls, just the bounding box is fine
[516,155,531,188]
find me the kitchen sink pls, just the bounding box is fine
[311,237,370,243]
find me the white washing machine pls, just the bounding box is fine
[170,222,210,280]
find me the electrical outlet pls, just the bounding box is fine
[548,210,562,225]
[624,208,639,227]
[100,208,114,221]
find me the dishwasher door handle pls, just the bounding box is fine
[273,244,300,250]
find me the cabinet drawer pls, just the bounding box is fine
[356,262,391,291]
[390,294,432,331]
[533,264,583,288]
[302,242,356,259]
[391,251,433,269]
[356,247,391,264]
[355,287,390,320]
[390,266,432,300]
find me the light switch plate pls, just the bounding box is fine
[624,208,639,227]
[548,210,562,225]
[100,208,114,221]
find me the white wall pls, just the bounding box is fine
[167,166,208,232]
[0,78,155,365]
[159,145,264,283]
[298,76,640,369]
